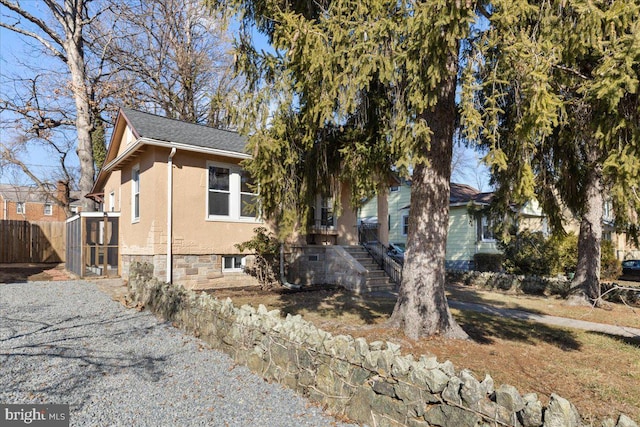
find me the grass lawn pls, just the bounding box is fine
[206,281,640,424]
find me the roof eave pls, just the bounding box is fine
[99,137,250,179]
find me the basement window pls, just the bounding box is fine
[222,255,245,272]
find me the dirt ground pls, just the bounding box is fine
[0,263,74,283]
[205,283,640,424]
[2,265,638,423]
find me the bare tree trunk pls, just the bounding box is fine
[388,53,468,340]
[0,0,96,211]
[568,160,603,306]
[66,42,95,211]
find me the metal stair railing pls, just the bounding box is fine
[361,241,403,285]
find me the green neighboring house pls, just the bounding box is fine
[359,182,546,270]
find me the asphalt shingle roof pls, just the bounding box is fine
[450,183,493,204]
[120,108,247,154]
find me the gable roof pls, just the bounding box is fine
[450,183,493,205]
[120,108,247,154]
[91,108,250,197]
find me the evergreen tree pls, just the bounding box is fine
[461,0,640,304]
[207,0,477,338]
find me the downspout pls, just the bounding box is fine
[280,243,301,289]
[167,147,177,283]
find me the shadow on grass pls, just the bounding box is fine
[453,309,582,350]
[585,330,640,347]
[274,285,395,325]
[447,283,547,315]
[211,284,584,350]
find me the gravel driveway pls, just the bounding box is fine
[0,280,355,426]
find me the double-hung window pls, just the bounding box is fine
[44,203,52,216]
[320,197,335,228]
[240,171,257,218]
[208,166,231,216]
[402,215,409,236]
[132,165,140,222]
[16,202,24,214]
[208,163,259,221]
[479,215,495,242]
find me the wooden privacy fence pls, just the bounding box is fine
[0,220,65,263]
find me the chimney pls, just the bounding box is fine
[56,181,69,205]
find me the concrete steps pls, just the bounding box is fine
[342,246,398,293]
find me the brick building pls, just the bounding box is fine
[0,183,82,222]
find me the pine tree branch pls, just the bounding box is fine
[552,64,590,80]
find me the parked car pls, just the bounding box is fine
[387,243,405,265]
[621,260,640,280]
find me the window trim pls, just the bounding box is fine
[44,203,53,216]
[16,202,25,214]
[479,214,496,242]
[222,255,246,273]
[239,170,258,219]
[131,164,140,223]
[206,161,261,223]
[402,215,409,236]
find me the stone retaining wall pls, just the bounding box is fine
[128,262,637,427]
[448,270,640,304]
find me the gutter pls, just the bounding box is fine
[167,147,177,284]
[102,137,250,174]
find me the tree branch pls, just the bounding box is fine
[0,21,67,62]
[0,0,67,55]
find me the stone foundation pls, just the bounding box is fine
[127,263,637,427]
[287,245,367,292]
[121,253,259,290]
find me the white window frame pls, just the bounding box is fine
[109,191,115,212]
[44,203,53,216]
[206,161,260,222]
[16,202,25,214]
[222,255,245,272]
[402,215,409,236]
[131,164,140,223]
[239,170,258,219]
[312,196,335,229]
[480,215,496,242]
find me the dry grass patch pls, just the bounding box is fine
[447,282,640,329]
[206,283,640,424]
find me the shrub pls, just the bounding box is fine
[601,239,622,280]
[473,253,503,272]
[235,227,281,288]
[548,233,578,276]
[500,231,555,276]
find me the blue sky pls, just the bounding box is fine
[1,7,490,192]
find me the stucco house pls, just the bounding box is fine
[89,108,270,289]
[89,108,376,291]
